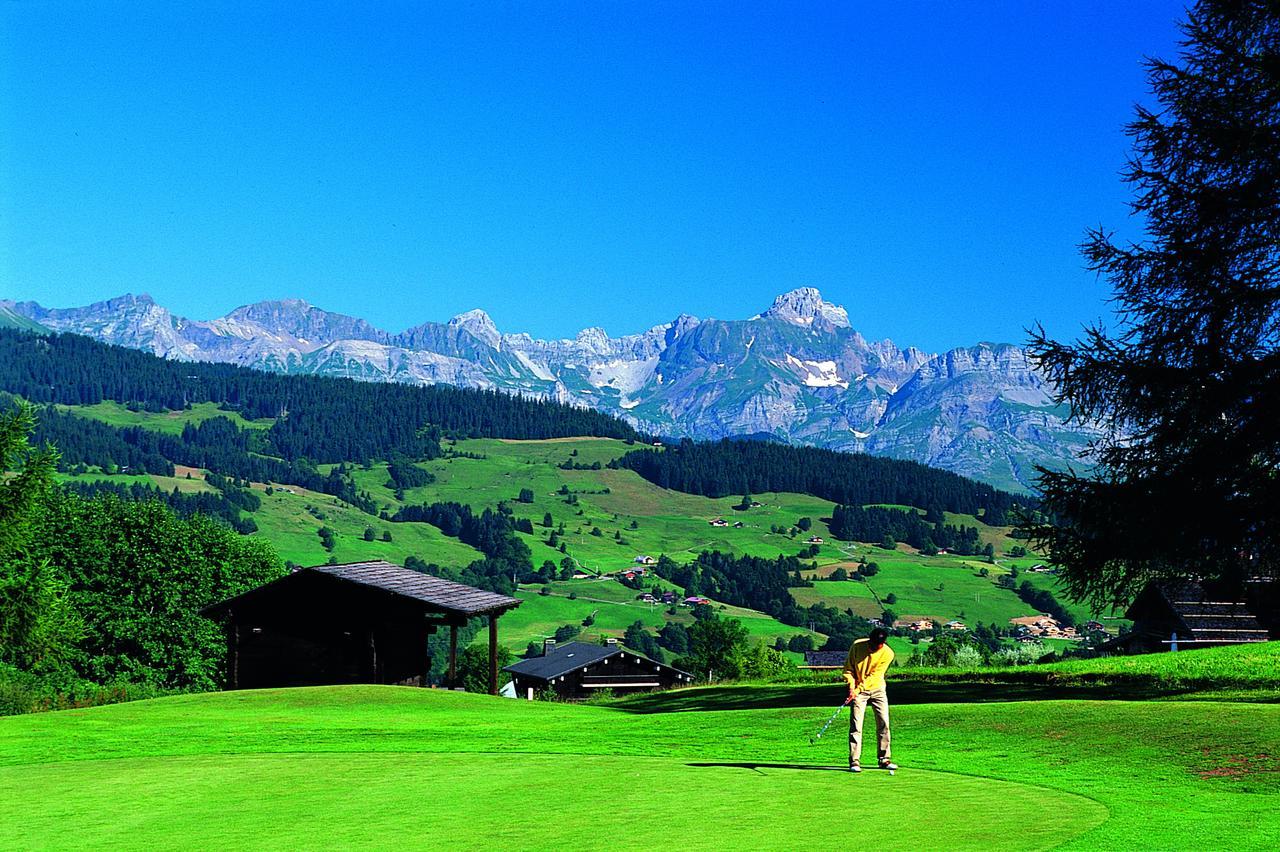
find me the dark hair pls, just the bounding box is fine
[869,627,889,646]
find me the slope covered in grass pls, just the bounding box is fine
[52,411,1117,649]
[898,640,1280,694]
[0,684,1275,849]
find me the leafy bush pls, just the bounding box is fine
[992,642,1049,666]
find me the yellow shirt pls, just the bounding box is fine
[842,638,894,694]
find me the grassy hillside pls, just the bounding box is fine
[1,672,1276,849]
[54,404,1117,653]
[0,306,48,333]
[54,401,274,435]
[897,638,1280,696]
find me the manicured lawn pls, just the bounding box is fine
[1,674,1276,849]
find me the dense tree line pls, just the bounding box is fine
[652,550,806,618]
[60,479,260,535]
[613,439,1023,520]
[386,457,436,490]
[1015,581,1076,629]
[18,493,282,689]
[0,329,641,464]
[30,404,174,476]
[3,403,284,707]
[829,505,981,553]
[32,402,378,513]
[392,501,533,595]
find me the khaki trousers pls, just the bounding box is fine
[848,687,891,766]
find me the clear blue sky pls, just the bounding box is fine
[2,1,1184,352]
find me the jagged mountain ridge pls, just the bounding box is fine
[4,289,1096,490]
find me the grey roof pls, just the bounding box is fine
[202,560,521,617]
[312,561,521,614]
[1126,580,1271,643]
[504,642,618,680]
[504,641,691,681]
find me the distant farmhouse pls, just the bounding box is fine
[1107,579,1275,653]
[504,640,691,699]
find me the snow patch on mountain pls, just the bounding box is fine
[784,354,849,388]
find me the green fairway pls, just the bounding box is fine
[1,676,1276,849]
[0,752,1098,850]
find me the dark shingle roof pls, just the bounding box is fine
[504,642,618,680]
[201,560,521,617]
[311,561,521,614]
[1126,580,1272,643]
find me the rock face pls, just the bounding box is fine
[5,289,1097,491]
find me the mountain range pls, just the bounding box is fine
[2,289,1096,491]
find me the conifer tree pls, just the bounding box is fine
[1029,1,1280,607]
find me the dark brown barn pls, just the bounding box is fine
[503,640,692,699]
[201,561,521,694]
[1109,579,1273,653]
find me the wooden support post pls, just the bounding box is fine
[448,624,458,688]
[228,610,240,691]
[488,613,499,696]
[367,628,378,683]
[421,624,431,688]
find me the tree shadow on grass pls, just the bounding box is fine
[614,679,1202,714]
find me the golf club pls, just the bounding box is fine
[809,696,852,745]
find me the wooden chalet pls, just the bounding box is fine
[201,561,521,695]
[1109,580,1273,653]
[503,640,692,699]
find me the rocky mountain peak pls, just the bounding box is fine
[448,309,501,347]
[759,287,851,329]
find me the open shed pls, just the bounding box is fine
[201,561,521,694]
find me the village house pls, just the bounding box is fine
[807,535,824,544]
[633,555,657,565]
[683,595,712,607]
[943,620,966,631]
[709,518,729,527]
[503,639,691,699]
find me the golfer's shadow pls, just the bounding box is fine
[686,762,847,775]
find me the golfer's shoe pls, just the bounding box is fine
[848,763,862,773]
[879,760,899,771]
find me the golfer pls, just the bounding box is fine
[843,627,897,773]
